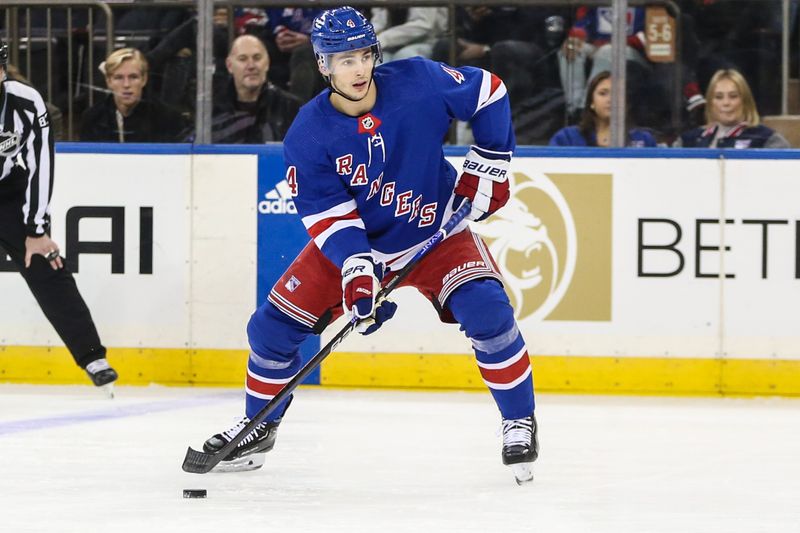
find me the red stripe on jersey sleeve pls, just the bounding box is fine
[479,352,532,386]
[307,210,360,238]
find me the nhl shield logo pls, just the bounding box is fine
[0,130,21,158]
[346,19,356,28]
[357,113,381,135]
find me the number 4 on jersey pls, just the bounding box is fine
[286,166,298,197]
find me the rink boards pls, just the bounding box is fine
[1,144,799,396]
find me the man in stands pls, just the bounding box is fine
[212,34,302,143]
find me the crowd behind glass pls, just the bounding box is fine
[1,1,796,148]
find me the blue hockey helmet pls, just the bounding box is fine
[311,6,381,71]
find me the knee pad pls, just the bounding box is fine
[447,279,517,347]
[247,300,314,366]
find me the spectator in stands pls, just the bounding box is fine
[261,8,324,103]
[79,48,186,142]
[549,71,656,147]
[559,6,650,118]
[371,7,448,62]
[212,35,301,144]
[675,69,790,148]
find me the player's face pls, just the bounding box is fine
[591,78,612,121]
[227,38,269,92]
[710,78,744,126]
[107,59,146,110]
[327,48,375,100]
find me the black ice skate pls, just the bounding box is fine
[501,414,539,485]
[203,417,281,472]
[85,358,118,398]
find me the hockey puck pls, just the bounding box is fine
[182,489,207,499]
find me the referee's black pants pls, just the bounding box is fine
[0,194,106,369]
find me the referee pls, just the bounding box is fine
[0,39,118,389]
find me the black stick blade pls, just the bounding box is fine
[182,446,218,474]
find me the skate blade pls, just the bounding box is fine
[210,452,266,473]
[98,383,115,399]
[510,463,534,485]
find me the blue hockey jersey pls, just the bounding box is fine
[282,57,515,271]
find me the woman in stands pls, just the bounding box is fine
[549,70,656,147]
[80,48,187,142]
[675,68,790,148]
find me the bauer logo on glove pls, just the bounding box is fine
[455,146,512,222]
[463,159,508,179]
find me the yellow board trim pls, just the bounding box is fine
[2,346,799,396]
[0,346,248,386]
[320,352,800,397]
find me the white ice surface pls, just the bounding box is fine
[1,385,799,533]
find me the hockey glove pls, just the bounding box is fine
[358,299,398,335]
[342,255,396,334]
[454,146,512,222]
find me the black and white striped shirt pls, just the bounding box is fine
[0,76,53,236]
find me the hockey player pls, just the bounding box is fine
[201,7,538,483]
[0,40,118,391]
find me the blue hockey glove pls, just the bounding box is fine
[454,146,511,221]
[358,299,398,335]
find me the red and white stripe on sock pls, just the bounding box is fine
[476,345,532,390]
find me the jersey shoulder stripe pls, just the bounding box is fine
[475,71,507,115]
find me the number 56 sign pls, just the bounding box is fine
[645,6,676,63]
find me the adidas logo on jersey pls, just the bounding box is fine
[258,180,297,215]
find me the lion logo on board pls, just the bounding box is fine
[473,172,577,321]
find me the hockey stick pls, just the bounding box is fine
[182,201,472,474]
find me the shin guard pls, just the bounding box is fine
[448,279,535,419]
[244,300,314,421]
